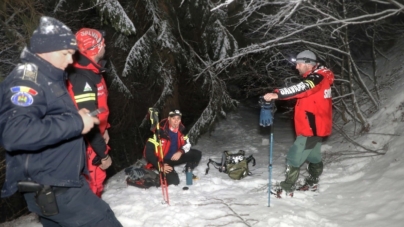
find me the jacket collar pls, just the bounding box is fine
[72,52,106,74]
[302,64,320,78]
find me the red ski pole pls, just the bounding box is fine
[148,108,170,205]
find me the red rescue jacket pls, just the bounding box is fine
[144,119,188,169]
[275,65,334,137]
[67,53,110,158]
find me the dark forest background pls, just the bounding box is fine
[1,0,403,222]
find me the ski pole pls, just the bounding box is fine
[268,102,274,207]
[148,108,170,205]
[268,100,275,207]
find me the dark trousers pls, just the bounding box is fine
[163,148,202,185]
[164,148,202,168]
[23,177,122,227]
[145,145,202,185]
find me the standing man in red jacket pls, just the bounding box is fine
[67,28,112,197]
[263,50,334,196]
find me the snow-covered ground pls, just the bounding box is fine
[2,42,404,227]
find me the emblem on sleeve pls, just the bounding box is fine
[22,63,38,83]
[10,86,38,107]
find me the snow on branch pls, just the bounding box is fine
[188,72,238,144]
[206,20,239,61]
[139,60,174,129]
[108,61,133,98]
[211,0,235,12]
[144,0,161,24]
[122,27,157,77]
[152,62,174,109]
[53,0,66,13]
[96,0,136,35]
[157,21,182,52]
[113,33,130,51]
[200,1,404,75]
[175,17,238,143]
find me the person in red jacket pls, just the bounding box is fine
[263,50,334,195]
[144,109,202,185]
[67,28,113,197]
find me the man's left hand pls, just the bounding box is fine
[171,151,183,161]
[263,93,278,101]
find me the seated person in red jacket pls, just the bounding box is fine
[144,109,202,185]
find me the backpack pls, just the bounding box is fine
[205,150,256,180]
[125,158,160,189]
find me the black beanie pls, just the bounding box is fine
[29,16,78,54]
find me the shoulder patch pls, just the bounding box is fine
[21,63,38,83]
[84,82,92,92]
[10,86,38,107]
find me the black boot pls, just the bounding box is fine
[297,161,323,191]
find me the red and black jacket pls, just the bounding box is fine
[67,53,110,159]
[144,118,190,169]
[275,64,334,137]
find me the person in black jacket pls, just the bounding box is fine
[67,28,112,197]
[0,16,122,227]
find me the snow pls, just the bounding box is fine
[97,0,136,35]
[3,38,404,227]
[4,98,404,226]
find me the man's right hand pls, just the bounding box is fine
[161,163,173,174]
[263,93,278,101]
[79,108,100,134]
[100,155,112,170]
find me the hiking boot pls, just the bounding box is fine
[271,184,293,199]
[271,187,293,199]
[297,182,318,192]
[279,165,300,193]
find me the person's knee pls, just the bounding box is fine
[165,171,179,185]
[286,145,304,167]
[194,149,202,162]
[288,137,314,167]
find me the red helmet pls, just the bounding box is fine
[75,28,104,56]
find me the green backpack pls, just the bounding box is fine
[205,150,256,180]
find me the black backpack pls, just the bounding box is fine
[205,150,256,180]
[125,159,160,189]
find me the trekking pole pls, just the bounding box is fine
[148,108,170,205]
[259,97,274,207]
[268,100,274,207]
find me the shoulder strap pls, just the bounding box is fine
[246,155,256,166]
[205,151,229,175]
